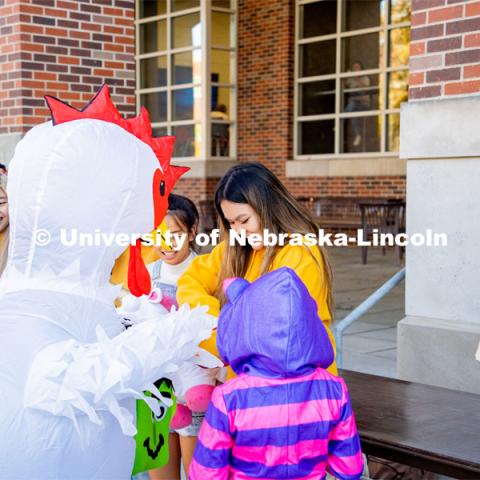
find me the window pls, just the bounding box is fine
[295,0,410,157]
[136,0,236,159]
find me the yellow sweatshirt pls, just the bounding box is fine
[176,241,337,375]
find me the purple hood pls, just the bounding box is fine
[217,267,334,378]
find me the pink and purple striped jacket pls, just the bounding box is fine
[189,268,363,480]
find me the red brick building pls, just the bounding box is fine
[1,0,479,206]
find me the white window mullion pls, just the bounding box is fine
[200,0,210,161]
[137,6,201,24]
[299,73,337,83]
[135,0,140,115]
[170,119,202,127]
[299,26,390,47]
[299,114,336,122]
[381,0,390,153]
[298,0,323,6]
[137,46,198,61]
[169,7,201,18]
[298,32,337,44]
[211,82,236,88]
[334,0,342,155]
[230,0,237,159]
[137,14,169,25]
[339,110,381,119]
[211,7,235,14]
[293,0,300,158]
[167,1,172,135]
[384,108,402,115]
[210,45,235,52]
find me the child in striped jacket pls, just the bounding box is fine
[189,267,364,480]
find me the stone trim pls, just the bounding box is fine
[401,96,480,159]
[286,156,406,177]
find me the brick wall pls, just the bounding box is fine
[1,1,23,135]
[409,0,480,99]
[237,0,294,179]
[287,176,406,199]
[173,175,406,203]
[172,177,219,204]
[0,0,135,136]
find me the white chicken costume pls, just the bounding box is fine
[0,85,216,479]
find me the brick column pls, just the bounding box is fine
[409,0,480,99]
[398,0,480,393]
[237,0,294,179]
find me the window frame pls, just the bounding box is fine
[294,0,411,160]
[135,0,237,161]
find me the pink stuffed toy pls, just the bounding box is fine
[117,290,224,429]
[147,287,177,312]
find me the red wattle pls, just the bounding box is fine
[127,239,151,297]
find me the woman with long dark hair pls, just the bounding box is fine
[177,162,336,374]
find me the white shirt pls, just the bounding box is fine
[158,251,196,286]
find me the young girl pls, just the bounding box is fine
[147,194,199,311]
[177,162,337,374]
[189,268,364,479]
[148,193,203,480]
[0,171,9,276]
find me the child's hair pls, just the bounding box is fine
[213,162,334,316]
[167,194,199,253]
[0,183,9,276]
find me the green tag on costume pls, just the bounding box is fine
[132,378,176,476]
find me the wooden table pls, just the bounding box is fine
[340,370,480,479]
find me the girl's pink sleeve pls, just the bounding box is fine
[327,379,364,480]
[188,387,232,480]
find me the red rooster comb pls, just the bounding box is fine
[45,84,189,180]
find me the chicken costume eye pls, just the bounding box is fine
[45,84,188,297]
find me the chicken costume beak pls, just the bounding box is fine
[152,220,173,252]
